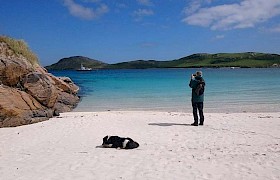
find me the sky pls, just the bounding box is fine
[1,0,280,66]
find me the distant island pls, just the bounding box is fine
[45,52,280,70]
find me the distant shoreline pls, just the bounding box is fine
[45,52,280,70]
[48,66,280,71]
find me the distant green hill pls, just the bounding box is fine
[171,52,280,68]
[45,52,280,70]
[45,56,108,70]
[108,53,280,68]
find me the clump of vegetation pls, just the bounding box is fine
[0,36,39,65]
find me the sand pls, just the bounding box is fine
[0,111,280,180]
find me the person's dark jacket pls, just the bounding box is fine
[189,76,205,102]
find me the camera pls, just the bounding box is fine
[192,74,196,76]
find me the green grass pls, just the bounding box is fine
[172,53,280,68]
[0,36,39,65]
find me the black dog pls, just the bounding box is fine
[101,136,139,149]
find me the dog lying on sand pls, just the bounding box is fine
[100,136,139,149]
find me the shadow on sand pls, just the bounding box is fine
[148,123,192,127]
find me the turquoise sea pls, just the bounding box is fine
[50,68,280,113]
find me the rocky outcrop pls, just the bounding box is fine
[0,40,80,127]
[0,43,33,86]
[0,86,52,127]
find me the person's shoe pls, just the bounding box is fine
[191,123,198,126]
[199,122,204,126]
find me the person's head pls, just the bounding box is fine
[196,71,202,77]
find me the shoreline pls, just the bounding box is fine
[1,111,279,179]
[73,106,280,113]
[73,108,280,113]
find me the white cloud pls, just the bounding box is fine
[269,25,280,32]
[137,0,153,6]
[133,9,154,16]
[182,0,280,30]
[215,34,225,39]
[133,9,154,21]
[82,0,101,2]
[116,3,128,9]
[96,4,109,16]
[183,0,212,15]
[63,0,109,20]
[261,24,280,33]
[140,42,158,48]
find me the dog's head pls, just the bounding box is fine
[102,135,110,145]
[126,141,139,149]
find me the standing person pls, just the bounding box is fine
[189,71,205,126]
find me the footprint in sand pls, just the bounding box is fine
[234,163,252,172]
[70,162,84,171]
[201,173,213,179]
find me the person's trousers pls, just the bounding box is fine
[192,102,204,124]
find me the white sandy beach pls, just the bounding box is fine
[0,111,280,180]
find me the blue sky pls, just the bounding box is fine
[1,0,280,66]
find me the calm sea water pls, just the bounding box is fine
[50,68,280,113]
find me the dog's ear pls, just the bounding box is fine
[103,136,108,143]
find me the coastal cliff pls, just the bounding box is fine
[0,36,79,127]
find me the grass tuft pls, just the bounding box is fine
[0,36,39,65]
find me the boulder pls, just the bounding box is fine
[0,85,51,127]
[47,73,79,94]
[0,43,33,87]
[0,37,80,128]
[53,92,80,115]
[55,91,79,111]
[22,72,58,108]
